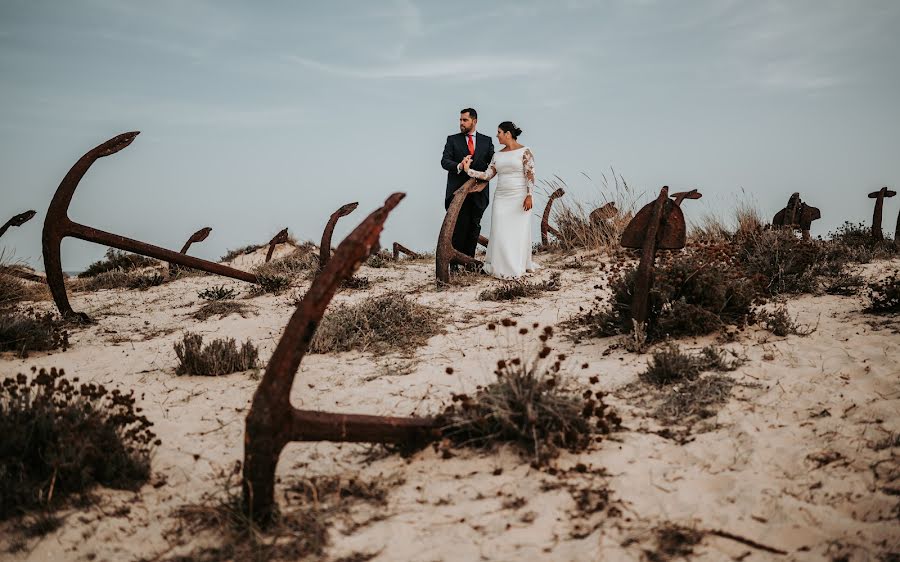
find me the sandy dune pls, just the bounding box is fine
[1,246,898,561]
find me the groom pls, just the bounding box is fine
[440,107,494,269]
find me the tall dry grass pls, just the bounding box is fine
[543,170,639,252]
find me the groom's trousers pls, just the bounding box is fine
[449,196,485,267]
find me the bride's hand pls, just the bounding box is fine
[461,155,472,171]
[523,194,533,211]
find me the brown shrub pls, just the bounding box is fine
[173,333,259,376]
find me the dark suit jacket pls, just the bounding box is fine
[441,132,494,210]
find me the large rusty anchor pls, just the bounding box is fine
[264,228,289,263]
[42,132,258,322]
[620,186,686,326]
[242,193,438,521]
[435,179,486,285]
[868,187,896,241]
[772,193,820,240]
[319,202,358,270]
[392,242,421,260]
[0,210,37,239]
[540,188,565,246]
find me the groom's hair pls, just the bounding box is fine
[460,108,477,119]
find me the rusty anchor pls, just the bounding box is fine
[0,210,37,239]
[772,193,821,240]
[169,227,213,275]
[670,189,702,207]
[868,187,896,241]
[620,186,686,326]
[42,131,259,322]
[242,192,438,521]
[589,202,618,224]
[435,179,486,285]
[264,228,289,263]
[540,188,565,246]
[392,242,421,260]
[319,202,359,270]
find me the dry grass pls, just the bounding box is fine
[544,173,637,252]
[866,270,900,314]
[759,304,817,336]
[173,333,259,376]
[191,301,255,322]
[78,248,157,278]
[0,309,69,357]
[309,291,442,354]
[478,272,560,301]
[640,344,742,386]
[438,322,620,465]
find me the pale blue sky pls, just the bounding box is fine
[2,0,899,271]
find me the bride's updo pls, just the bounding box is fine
[498,121,523,139]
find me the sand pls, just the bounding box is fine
[1,245,898,561]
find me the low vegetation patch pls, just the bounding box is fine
[251,271,292,295]
[191,301,255,322]
[758,304,817,336]
[198,285,237,301]
[174,333,259,376]
[365,250,392,269]
[0,367,156,519]
[866,270,900,314]
[478,272,560,301]
[78,248,156,278]
[170,466,401,561]
[310,291,442,354]
[219,244,264,263]
[640,344,742,386]
[0,309,68,357]
[438,322,620,465]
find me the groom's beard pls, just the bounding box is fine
[460,125,474,134]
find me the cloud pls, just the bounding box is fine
[284,54,559,81]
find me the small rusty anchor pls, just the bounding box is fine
[319,202,359,270]
[169,227,212,275]
[242,193,438,521]
[436,179,486,285]
[265,228,289,263]
[868,187,896,241]
[772,193,821,240]
[670,189,702,207]
[0,210,37,239]
[478,234,489,247]
[540,188,565,246]
[42,132,259,322]
[620,186,686,326]
[392,242,421,260]
[589,202,618,224]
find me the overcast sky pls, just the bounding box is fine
[2,0,899,271]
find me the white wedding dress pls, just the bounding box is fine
[467,147,540,278]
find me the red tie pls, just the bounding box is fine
[467,134,474,156]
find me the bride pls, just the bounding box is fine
[461,121,539,279]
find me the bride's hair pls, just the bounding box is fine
[498,121,523,139]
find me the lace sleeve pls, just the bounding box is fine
[467,154,497,181]
[523,148,536,194]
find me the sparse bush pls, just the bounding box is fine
[640,344,741,386]
[365,251,392,268]
[341,275,371,290]
[77,269,139,292]
[310,291,442,354]
[192,301,255,322]
[479,273,561,302]
[174,333,259,376]
[78,248,156,278]
[0,274,24,309]
[128,271,167,290]
[866,270,900,314]
[438,323,620,465]
[759,305,817,336]
[0,310,68,357]
[0,367,156,519]
[252,272,292,295]
[198,285,237,301]
[220,244,264,263]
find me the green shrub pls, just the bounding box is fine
[0,367,156,519]
[78,249,156,278]
[174,333,259,376]
[866,270,900,314]
[198,285,237,301]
